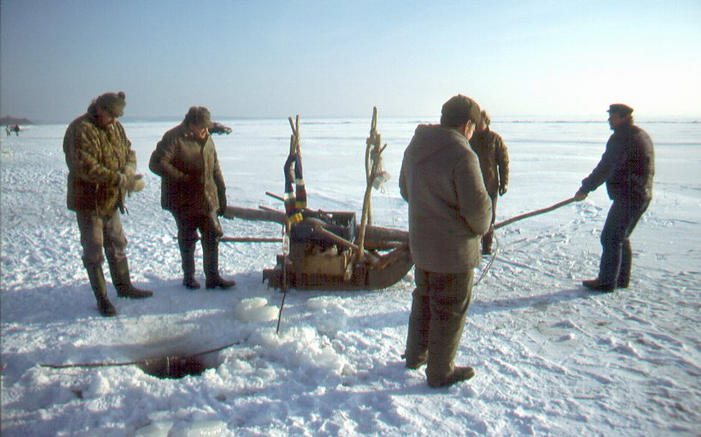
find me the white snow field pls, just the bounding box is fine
[1,117,699,436]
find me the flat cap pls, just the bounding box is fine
[608,103,633,116]
[441,94,481,126]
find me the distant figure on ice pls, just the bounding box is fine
[399,95,492,388]
[469,109,510,254]
[63,91,153,317]
[574,104,655,292]
[150,106,236,290]
[11,124,21,135]
[5,125,10,136]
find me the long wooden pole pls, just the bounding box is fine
[356,107,385,263]
[494,197,576,230]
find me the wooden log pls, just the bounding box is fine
[174,233,281,243]
[223,205,286,224]
[223,205,409,244]
[220,237,282,243]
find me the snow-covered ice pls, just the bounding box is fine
[1,117,700,436]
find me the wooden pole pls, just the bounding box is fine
[356,107,386,264]
[494,197,576,230]
[220,236,282,243]
[223,205,286,224]
[223,205,408,246]
[265,191,284,202]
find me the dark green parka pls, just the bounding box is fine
[149,123,227,216]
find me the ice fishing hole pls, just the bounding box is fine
[138,352,221,379]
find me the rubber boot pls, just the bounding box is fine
[108,258,153,299]
[179,238,200,289]
[428,366,475,388]
[481,230,494,255]
[203,240,236,289]
[84,262,116,317]
[617,240,632,288]
[582,278,615,293]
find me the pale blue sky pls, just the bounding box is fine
[1,0,700,122]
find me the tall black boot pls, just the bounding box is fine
[84,261,116,317]
[108,258,153,299]
[617,240,632,288]
[203,240,236,289]
[481,229,494,255]
[179,238,200,289]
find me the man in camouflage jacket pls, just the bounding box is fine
[469,110,509,254]
[149,106,235,290]
[63,91,152,317]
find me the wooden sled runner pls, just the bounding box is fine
[222,109,413,291]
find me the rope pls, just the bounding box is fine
[474,234,498,287]
[276,224,290,334]
[474,196,576,287]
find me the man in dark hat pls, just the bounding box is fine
[63,91,153,317]
[574,103,655,292]
[399,94,492,388]
[150,106,236,290]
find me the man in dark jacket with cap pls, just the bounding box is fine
[399,95,492,388]
[575,104,655,292]
[150,106,235,290]
[63,91,153,317]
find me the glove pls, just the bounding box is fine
[499,184,508,196]
[217,197,227,216]
[574,188,588,201]
[127,173,145,196]
[117,173,129,191]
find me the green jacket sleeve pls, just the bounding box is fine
[149,133,188,182]
[495,135,509,188]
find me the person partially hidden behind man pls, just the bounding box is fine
[469,109,509,254]
[575,103,654,292]
[150,106,236,290]
[63,91,153,317]
[399,95,492,388]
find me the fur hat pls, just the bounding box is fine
[96,91,126,117]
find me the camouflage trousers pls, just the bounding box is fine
[76,209,127,265]
[405,267,474,383]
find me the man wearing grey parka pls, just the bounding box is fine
[399,95,492,388]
